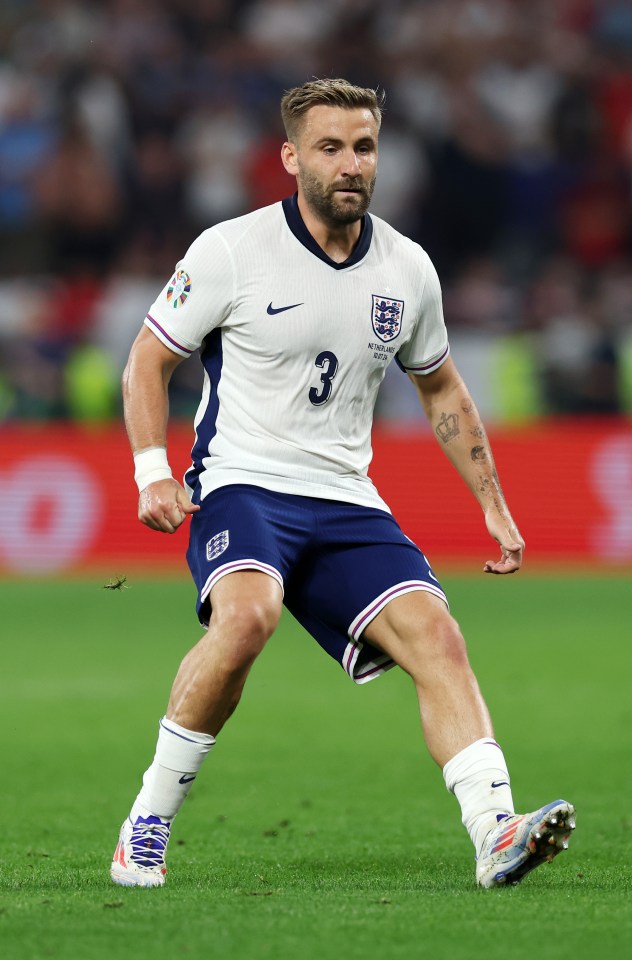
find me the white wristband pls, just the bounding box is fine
[134,447,173,492]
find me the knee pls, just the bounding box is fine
[432,615,470,670]
[208,598,279,669]
[403,612,472,681]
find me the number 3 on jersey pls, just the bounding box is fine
[309,351,339,406]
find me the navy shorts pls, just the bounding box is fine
[186,484,448,684]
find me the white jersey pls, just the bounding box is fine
[145,195,449,512]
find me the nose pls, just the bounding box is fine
[340,149,362,177]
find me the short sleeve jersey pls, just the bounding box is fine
[145,194,449,512]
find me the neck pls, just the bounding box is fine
[296,193,362,264]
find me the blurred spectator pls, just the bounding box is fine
[418,94,509,278]
[123,129,188,249]
[444,258,519,331]
[0,67,57,274]
[528,259,623,413]
[178,100,257,225]
[558,157,630,266]
[33,121,124,273]
[243,125,296,210]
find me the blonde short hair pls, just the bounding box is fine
[281,78,384,143]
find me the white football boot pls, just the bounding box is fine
[476,799,576,888]
[111,814,171,887]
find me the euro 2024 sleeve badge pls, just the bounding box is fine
[167,270,191,308]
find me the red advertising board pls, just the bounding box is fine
[0,421,631,574]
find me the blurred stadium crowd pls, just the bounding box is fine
[0,0,631,423]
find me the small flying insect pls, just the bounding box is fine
[102,575,129,591]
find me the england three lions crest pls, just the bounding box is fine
[371,295,404,343]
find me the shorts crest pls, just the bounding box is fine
[206,529,229,561]
[371,295,404,342]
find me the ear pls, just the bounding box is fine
[281,141,299,176]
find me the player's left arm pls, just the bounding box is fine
[409,356,525,574]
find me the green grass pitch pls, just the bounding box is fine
[0,572,630,960]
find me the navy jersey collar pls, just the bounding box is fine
[282,193,373,270]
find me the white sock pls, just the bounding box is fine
[443,737,515,856]
[130,717,216,822]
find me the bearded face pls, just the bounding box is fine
[283,105,379,230]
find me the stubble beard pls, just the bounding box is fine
[299,169,376,227]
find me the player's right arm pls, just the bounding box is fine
[122,325,200,534]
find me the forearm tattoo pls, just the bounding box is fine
[435,411,460,443]
[477,469,501,498]
[436,394,505,507]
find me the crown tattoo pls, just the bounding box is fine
[436,412,460,443]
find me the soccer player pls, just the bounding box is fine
[111,79,575,889]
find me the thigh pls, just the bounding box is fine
[363,587,459,676]
[284,502,448,683]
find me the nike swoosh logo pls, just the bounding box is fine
[267,301,304,315]
[491,780,510,788]
[178,774,196,784]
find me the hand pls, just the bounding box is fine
[138,478,200,534]
[483,512,525,575]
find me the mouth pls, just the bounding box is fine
[332,186,364,197]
